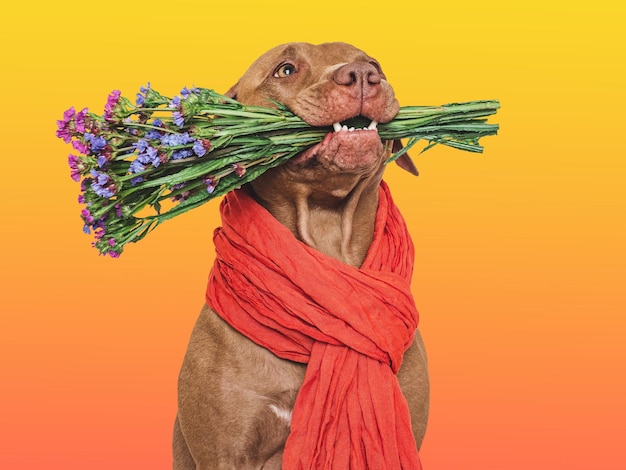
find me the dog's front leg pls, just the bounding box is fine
[397,329,430,450]
[173,414,196,470]
[175,305,305,470]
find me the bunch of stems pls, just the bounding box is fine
[56,86,499,256]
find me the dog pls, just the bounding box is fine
[173,42,429,470]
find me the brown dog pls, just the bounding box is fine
[173,42,429,470]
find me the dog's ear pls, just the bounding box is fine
[392,140,419,176]
[225,82,239,99]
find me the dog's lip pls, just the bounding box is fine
[290,120,384,170]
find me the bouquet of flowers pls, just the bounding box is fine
[56,84,499,257]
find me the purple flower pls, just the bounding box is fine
[204,178,216,194]
[75,108,88,133]
[91,170,107,184]
[89,135,107,153]
[135,146,160,168]
[63,107,76,122]
[71,140,90,155]
[56,107,75,142]
[81,208,95,224]
[84,132,108,154]
[108,250,121,258]
[160,134,174,146]
[153,119,163,127]
[104,90,122,121]
[97,155,108,168]
[146,147,160,166]
[145,129,162,140]
[133,139,149,153]
[106,90,121,107]
[169,96,181,108]
[131,176,143,186]
[161,132,192,147]
[93,216,106,230]
[68,154,86,182]
[180,86,199,98]
[173,111,184,127]
[129,160,146,174]
[193,140,207,157]
[56,126,72,143]
[135,82,151,106]
[172,149,193,160]
[89,169,117,198]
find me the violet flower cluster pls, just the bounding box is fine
[56,85,321,257]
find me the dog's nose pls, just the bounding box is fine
[332,62,382,94]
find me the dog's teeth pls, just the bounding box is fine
[333,122,377,132]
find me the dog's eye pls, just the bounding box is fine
[274,63,297,78]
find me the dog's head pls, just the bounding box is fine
[227,42,417,197]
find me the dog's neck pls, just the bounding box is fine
[249,170,383,268]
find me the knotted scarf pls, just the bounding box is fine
[206,181,421,469]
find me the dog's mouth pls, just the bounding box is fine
[331,117,378,133]
[290,115,386,172]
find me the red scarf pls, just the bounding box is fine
[206,181,421,469]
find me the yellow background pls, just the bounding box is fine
[1,0,624,468]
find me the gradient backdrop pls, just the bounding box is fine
[1,1,624,468]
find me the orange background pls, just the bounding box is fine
[1,1,624,468]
